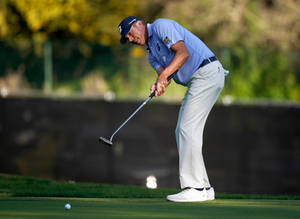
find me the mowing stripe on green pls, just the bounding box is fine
[0,174,299,200]
[0,197,300,219]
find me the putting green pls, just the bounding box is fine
[0,197,299,219]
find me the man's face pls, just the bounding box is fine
[125,21,147,46]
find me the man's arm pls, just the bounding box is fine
[150,66,167,94]
[154,40,189,96]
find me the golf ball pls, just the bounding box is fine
[64,203,71,210]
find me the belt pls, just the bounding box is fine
[199,56,217,68]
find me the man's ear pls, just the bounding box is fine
[133,21,141,26]
[135,20,143,27]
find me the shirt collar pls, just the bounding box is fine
[147,23,153,38]
[146,23,152,50]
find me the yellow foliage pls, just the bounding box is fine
[131,46,144,58]
[2,0,141,44]
[0,11,8,36]
[0,0,299,50]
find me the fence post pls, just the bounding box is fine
[44,41,53,94]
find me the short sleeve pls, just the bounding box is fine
[154,20,184,49]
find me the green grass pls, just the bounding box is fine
[1,174,300,219]
[0,197,300,219]
[0,173,299,200]
[0,174,177,198]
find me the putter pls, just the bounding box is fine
[99,72,176,146]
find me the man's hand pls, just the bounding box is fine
[155,74,168,96]
[150,74,171,97]
[150,84,156,95]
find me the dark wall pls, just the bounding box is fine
[0,97,299,194]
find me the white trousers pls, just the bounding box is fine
[175,61,225,189]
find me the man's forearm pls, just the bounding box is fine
[153,41,189,96]
[156,66,165,75]
[159,41,189,80]
[156,66,172,86]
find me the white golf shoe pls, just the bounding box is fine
[206,187,215,200]
[166,188,207,202]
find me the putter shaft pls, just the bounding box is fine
[109,95,153,142]
[99,71,176,146]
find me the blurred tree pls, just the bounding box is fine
[0,0,141,46]
[0,0,299,49]
[152,0,300,50]
[0,0,299,100]
[151,0,300,100]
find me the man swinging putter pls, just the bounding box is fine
[118,16,228,202]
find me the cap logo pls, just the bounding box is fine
[128,18,137,25]
[118,26,122,34]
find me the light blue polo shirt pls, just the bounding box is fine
[147,19,215,86]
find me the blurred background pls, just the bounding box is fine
[0,0,299,100]
[0,0,300,194]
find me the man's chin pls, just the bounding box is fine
[131,41,145,46]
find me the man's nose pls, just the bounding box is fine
[128,36,133,42]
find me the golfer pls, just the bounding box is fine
[118,16,228,202]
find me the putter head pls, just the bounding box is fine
[99,137,113,146]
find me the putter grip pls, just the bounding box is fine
[149,71,177,98]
